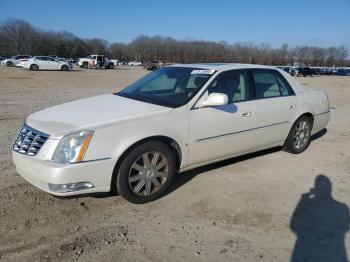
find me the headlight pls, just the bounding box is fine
[52,131,93,163]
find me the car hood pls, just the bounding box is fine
[26,94,172,138]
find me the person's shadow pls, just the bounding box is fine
[290,175,349,262]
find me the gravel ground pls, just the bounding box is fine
[0,66,349,262]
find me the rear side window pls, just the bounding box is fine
[252,70,293,99]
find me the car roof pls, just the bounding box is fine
[168,63,279,72]
[168,63,306,93]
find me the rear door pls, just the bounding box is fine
[34,57,46,69]
[249,69,299,148]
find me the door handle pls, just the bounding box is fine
[289,104,296,109]
[241,112,251,117]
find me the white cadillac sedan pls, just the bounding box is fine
[24,56,73,71]
[12,64,330,203]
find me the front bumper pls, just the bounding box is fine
[13,151,115,196]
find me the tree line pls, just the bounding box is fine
[0,18,349,67]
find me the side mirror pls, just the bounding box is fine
[198,92,228,108]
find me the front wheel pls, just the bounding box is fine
[61,65,69,71]
[284,116,312,154]
[6,61,14,67]
[116,141,175,204]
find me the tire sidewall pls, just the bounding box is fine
[116,141,175,204]
[30,64,39,71]
[284,116,312,154]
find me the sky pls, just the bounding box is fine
[0,0,349,48]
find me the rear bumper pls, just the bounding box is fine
[312,110,330,135]
[13,151,115,196]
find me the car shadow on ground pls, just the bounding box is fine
[290,175,349,262]
[166,128,327,196]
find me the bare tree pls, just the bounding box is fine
[0,18,37,54]
[0,18,349,66]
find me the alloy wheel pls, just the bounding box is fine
[293,120,310,149]
[128,151,169,196]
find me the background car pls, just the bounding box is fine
[127,61,142,66]
[289,67,299,76]
[0,55,13,62]
[2,55,32,67]
[297,67,313,77]
[143,60,166,70]
[77,55,114,69]
[336,68,350,76]
[25,56,72,71]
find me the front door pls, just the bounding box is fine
[188,69,257,166]
[46,57,59,70]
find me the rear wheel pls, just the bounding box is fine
[116,141,175,204]
[284,116,312,154]
[108,63,114,69]
[61,65,69,71]
[82,62,88,69]
[30,64,39,71]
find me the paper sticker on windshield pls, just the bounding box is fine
[191,69,215,75]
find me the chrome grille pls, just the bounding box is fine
[13,125,49,156]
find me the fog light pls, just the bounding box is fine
[48,182,94,193]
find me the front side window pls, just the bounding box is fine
[207,70,250,103]
[118,67,214,107]
[252,70,293,99]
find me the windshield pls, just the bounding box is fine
[117,67,215,107]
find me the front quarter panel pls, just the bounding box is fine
[83,106,189,168]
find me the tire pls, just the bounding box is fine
[116,141,175,204]
[82,62,88,69]
[6,61,14,67]
[151,66,157,71]
[108,63,114,69]
[283,116,312,154]
[30,64,39,71]
[61,65,69,71]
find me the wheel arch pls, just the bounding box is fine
[110,135,182,193]
[284,111,315,145]
[296,112,314,130]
